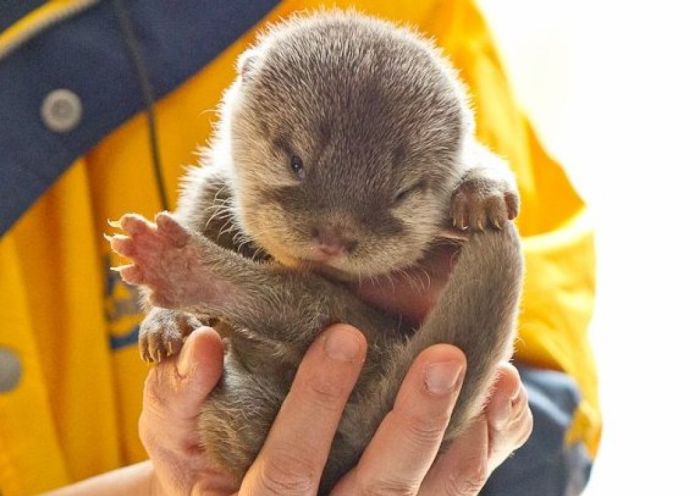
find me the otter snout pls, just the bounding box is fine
[311,225,358,257]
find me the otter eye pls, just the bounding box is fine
[394,189,410,203]
[394,181,426,204]
[290,155,305,179]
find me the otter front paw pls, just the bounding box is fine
[451,170,519,232]
[139,308,203,362]
[109,212,206,308]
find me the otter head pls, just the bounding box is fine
[225,13,473,278]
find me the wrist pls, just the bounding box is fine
[44,460,156,496]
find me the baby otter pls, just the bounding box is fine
[110,11,523,492]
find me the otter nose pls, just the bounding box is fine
[312,226,357,256]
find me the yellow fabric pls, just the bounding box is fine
[0,0,599,493]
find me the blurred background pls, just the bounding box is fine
[479,0,700,493]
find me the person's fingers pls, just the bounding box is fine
[139,326,224,451]
[138,326,225,495]
[417,415,489,496]
[418,363,532,495]
[351,242,458,324]
[485,363,521,431]
[331,344,466,496]
[485,364,533,471]
[239,325,367,496]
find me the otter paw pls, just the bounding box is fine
[109,212,204,308]
[451,175,519,232]
[138,309,202,362]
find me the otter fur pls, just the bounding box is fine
[110,11,523,493]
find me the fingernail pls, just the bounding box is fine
[425,361,464,394]
[176,340,194,377]
[324,327,361,362]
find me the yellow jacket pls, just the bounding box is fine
[0,1,598,494]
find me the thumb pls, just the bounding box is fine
[177,326,225,389]
[144,326,224,420]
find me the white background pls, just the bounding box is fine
[478,0,700,493]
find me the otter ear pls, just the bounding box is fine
[237,48,259,82]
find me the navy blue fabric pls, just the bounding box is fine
[109,323,139,349]
[0,0,279,236]
[482,366,593,495]
[0,0,45,32]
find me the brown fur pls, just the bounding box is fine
[125,11,523,493]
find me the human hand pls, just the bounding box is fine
[140,325,531,495]
[328,339,532,495]
[351,241,460,324]
[138,326,237,495]
[139,324,366,495]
